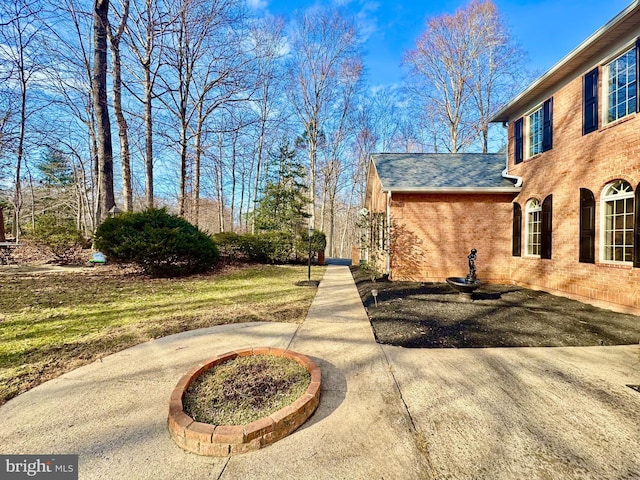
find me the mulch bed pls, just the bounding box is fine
[351,267,640,348]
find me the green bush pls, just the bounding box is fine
[94,208,219,277]
[214,230,326,264]
[211,232,244,258]
[252,231,295,264]
[29,213,86,264]
[297,230,326,254]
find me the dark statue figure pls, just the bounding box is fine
[446,248,481,299]
[466,248,478,283]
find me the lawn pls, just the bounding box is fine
[0,263,323,405]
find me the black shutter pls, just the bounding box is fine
[541,195,553,259]
[634,184,640,268]
[512,203,522,257]
[636,38,640,114]
[542,98,553,152]
[579,188,595,263]
[514,118,523,164]
[583,68,599,135]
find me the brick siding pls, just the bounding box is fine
[507,61,640,314]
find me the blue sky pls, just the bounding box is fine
[251,0,634,88]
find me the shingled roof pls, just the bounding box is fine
[370,153,520,193]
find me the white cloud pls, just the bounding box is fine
[246,0,268,11]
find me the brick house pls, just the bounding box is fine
[364,3,640,314]
[364,153,520,282]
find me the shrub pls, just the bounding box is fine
[297,230,326,255]
[213,230,326,265]
[28,213,86,264]
[233,232,291,264]
[211,232,244,258]
[94,208,219,277]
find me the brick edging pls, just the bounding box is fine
[168,347,321,456]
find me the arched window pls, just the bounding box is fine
[601,180,634,263]
[525,199,541,256]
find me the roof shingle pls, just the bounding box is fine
[371,153,518,192]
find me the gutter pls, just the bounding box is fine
[500,123,523,188]
[383,187,521,194]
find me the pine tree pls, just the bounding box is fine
[254,137,309,235]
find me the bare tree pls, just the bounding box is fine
[404,0,525,153]
[108,0,132,210]
[286,7,361,229]
[159,0,249,218]
[93,0,115,222]
[125,0,170,209]
[0,0,46,239]
[466,0,526,152]
[247,15,288,233]
[43,0,101,234]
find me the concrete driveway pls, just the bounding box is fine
[1,265,640,479]
[384,344,640,479]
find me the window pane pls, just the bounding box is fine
[607,48,638,122]
[614,247,623,262]
[604,246,613,260]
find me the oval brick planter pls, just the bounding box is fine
[168,347,321,456]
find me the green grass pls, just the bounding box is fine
[0,264,324,405]
[183,354,311,425]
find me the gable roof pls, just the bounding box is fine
[370,153,520,193]
[491,1,640,122]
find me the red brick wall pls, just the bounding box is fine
[507,65,640,314]
[388,193,515,283]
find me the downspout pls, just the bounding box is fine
[500,122,523,187]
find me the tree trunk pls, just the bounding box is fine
[193,102,204,227]
[144,73,154,209]
[0,207,6,242]
[108,0,132,211]
[93,0,115,223]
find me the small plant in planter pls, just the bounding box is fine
[168,348,321,456]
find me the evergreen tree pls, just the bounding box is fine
[254,137,309,235]
[37,148,74,187]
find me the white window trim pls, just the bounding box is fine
[599,180,634,265]
[525,198,541,257]
[526,106,543,158]
[602,44,637,126]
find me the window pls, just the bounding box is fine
[529,107,543,156]
[526,199,541,256]
[522,97,553,159]
[583,68,599,135]
[601,180,634,263]
[579,189,596,263]
[605,47,637,123]
[512,203,522,257]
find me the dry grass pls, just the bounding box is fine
[183,354,311,425]
[0,263,323,405]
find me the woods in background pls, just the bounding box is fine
[0,0,528,258]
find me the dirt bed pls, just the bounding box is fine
[351,267,640,348]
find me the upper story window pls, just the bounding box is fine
[515,97,552,163]
[526,198,541,257]
[606,47,637,123]
[528,107,543,156]
[601,180,634,263]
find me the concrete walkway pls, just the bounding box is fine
[2,265,640,479]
